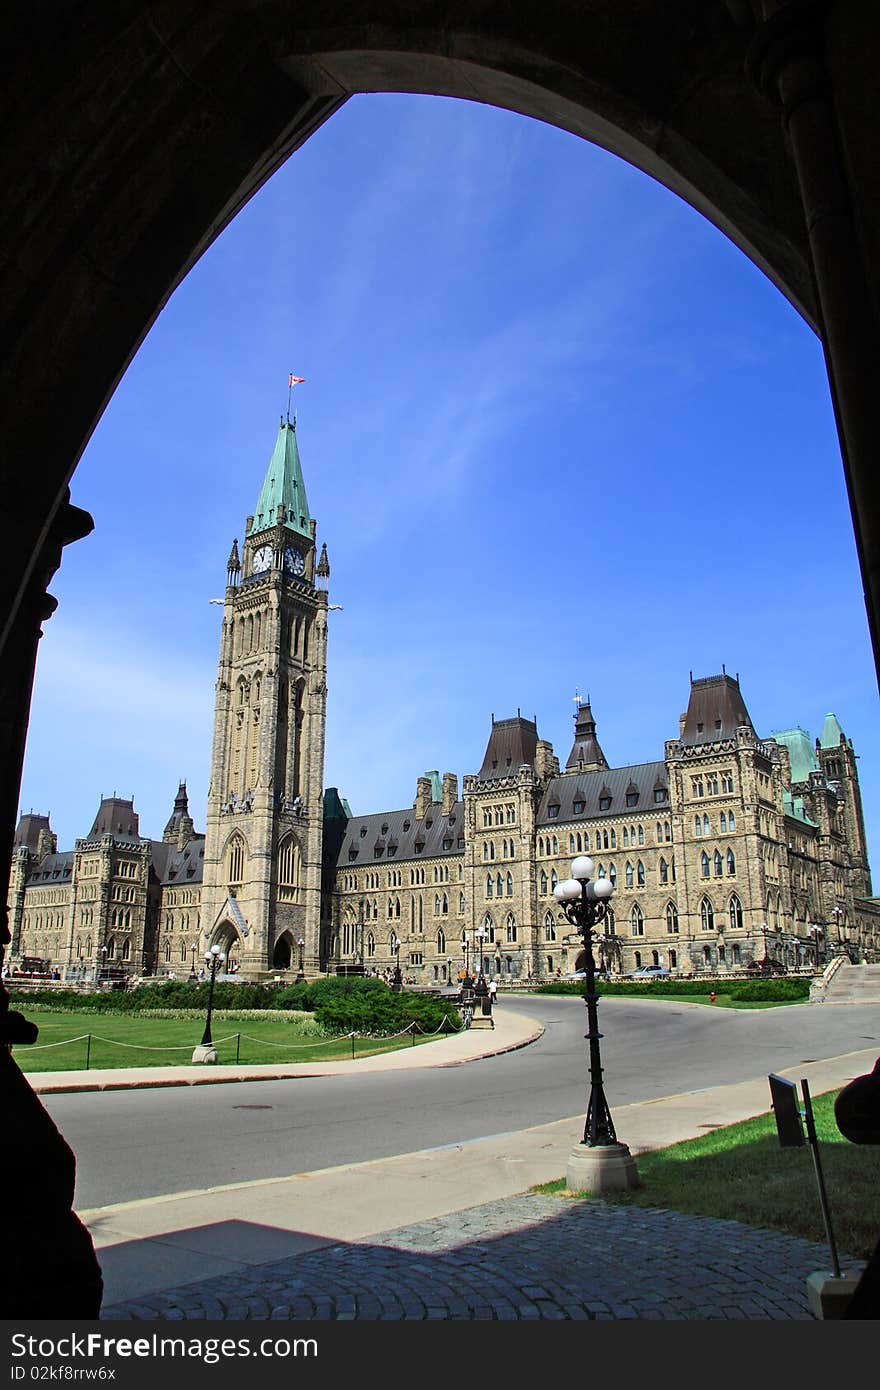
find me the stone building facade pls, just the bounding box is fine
[7,418,878,983]
[323,676,878,983]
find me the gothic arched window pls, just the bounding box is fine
[227,835,245,887]
[277,836,301,902]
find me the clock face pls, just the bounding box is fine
[283,545,305,576]
[252,544,273,573]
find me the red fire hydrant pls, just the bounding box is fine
[710,991,716,1003]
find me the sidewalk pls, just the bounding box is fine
[47,1009,875,1320]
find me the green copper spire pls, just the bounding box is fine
[819,712,846,749]
[251,417,312,540]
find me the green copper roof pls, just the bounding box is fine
[819,712,846,749]
[323,788,351,821]
[771,727,818,784]
[427,771,442,803]
[251,418,311,540]
[783,791,818,828]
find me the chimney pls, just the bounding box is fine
[534,740,559,782]
[36,827,57,860]
[679,712,687,737]
[415,776,432,819]
[441,773,458,816]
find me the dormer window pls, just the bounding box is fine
[599,796,611,812]
[359,826,367,838]
[573,800,585,815]
[403,819,411,832]
[547,803,560,819]
[443,837,453,850]
[381,823,388,835]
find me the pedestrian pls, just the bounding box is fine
[488,979,497,1005]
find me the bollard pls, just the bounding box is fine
[236,1032,241,1064]
[85,1033,91,1070]
[351,1032,356,1061]
[710,991,716,1003]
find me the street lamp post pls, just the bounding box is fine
[189,941,198,979]
[475,925,488,981]
[296,936,305,982]
[831,906,846,952]
[554,856,639,1194]
[192,943,224,1062]
[474,924,490,1012]
[446,956,452,988]
[461,932,471,987]
[391,935,402,991]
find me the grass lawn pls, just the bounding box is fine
[13,1010,446,1072]
[621,993,791,1009]
[534,1089,880,1260]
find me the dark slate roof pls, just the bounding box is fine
[163,781,192,838]
[538,763,668,824]
[87,796,141,839]
[565,701,609,772]
[152,837,205,886]
[26,852,74,885]
[681,674,754,746]
[335,803,465,868]
[477,716,539,780]
[14,813,52,852]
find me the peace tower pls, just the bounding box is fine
[200,416,330,976]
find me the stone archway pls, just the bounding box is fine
[2,7,879,937]
[272,932,293,971]
[210,922,242,976]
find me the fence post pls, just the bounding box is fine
[351,1032,356,1061]
[85,1034,91,1071]
[236,1033,241,1064]
[411,1025,416,1047]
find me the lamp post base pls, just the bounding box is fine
[805,1270,862,1319]
[191,1043,218,1064]
[566,1141,640,1195]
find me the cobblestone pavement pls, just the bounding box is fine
[101,1195,844,1321]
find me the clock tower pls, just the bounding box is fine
[201,416,330,977]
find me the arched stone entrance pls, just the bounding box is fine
[2,8,879,950]
[210,922,242,976]
[272,932,293,971]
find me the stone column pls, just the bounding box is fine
[746,0,880,681]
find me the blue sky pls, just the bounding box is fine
[19,93,880,873]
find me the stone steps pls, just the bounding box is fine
[823,963,880,1004]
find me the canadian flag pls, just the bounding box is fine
[289,374,305,386]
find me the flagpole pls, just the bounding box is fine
[287,372,305,425]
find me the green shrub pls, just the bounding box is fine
[8,976,462,1033]
[531,976,810,1003]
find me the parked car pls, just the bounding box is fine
[625,965,670,978]
[564,970,588,980]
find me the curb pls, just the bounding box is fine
[25,1024,545,1094]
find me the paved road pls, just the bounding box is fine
[41,993,880,1210]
